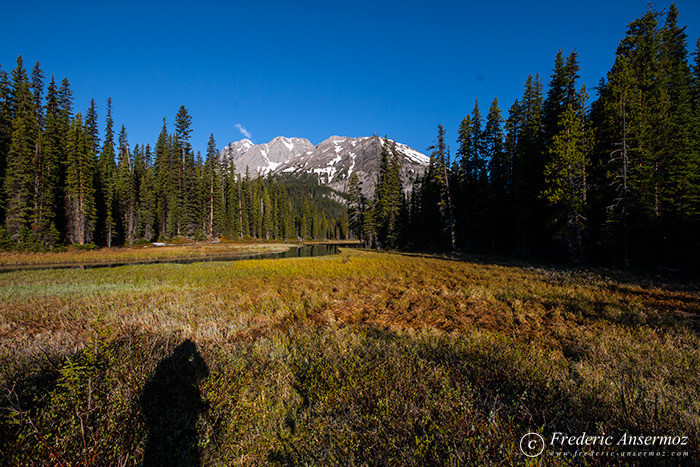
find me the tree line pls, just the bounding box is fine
[350,5,699,267]
[0,60,349,249]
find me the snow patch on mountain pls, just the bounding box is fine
[271,135,429,195]
[220,134,429,195]
[220,136,314,176]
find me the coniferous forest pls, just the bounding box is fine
[352,5,700,268]
[1,5,698,269]
[0,68,349,249]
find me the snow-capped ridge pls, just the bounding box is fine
[220,136,314,176]
[220,134,429,195]
[271,135,429,195]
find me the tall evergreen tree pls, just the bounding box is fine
[31,74,63,247]
[65,114,96,244]
[28,83,48,244]
[484,98,511,251]
[82,99,100,241]
[455,100,488,250]
[512,74,545,256]
[658,4,699,263]
[99,98,117,246]
[374,138,403,248]
[154,119,174,238]
[0,67,11,225]
[4,56,39,242]
[361,198,376,247]
[262,188,273,240]
[174,105,193,236]
[693,38,700,115]
[30,62,44,128]
[425,124,455,250]
[116,125,136,242]
[617,8,667,261]
[203,133,224,238]
[599,57,639,266]
[347,172,366,241]
[542,91,589,264]
[84,99,100,155]
[138,145,157,240]
[543,50,582,144]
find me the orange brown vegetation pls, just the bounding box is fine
[0,248,698,465]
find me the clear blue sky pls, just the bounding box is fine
[1,0,698,156]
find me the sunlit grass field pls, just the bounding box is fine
[1,247,698,465]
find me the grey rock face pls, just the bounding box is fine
[272,135,429,195]
[220,136,314,176]
[220,135,429,195]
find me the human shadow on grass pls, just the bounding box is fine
[141,339,209,466]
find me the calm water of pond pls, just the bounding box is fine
[0,244,350,274]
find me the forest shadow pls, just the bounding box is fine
[391,249,700,292]
[141,339,209,466]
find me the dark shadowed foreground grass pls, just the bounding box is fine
[0,249,698,465]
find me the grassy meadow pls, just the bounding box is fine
[0,247,698,465]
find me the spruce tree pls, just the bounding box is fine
[300,198,311,239]
[30,67,60,246]
[456,100,487,250]
[484,98,511,251]
[189,150,203,237]
[174,106,193,236]
[0,67,11,225]
[115,125,133,242]
[224,163,241,238]
[138,145,157,240]
[512,74,544,256]
[347,172,366,241]
[4,56,39,242]
[455,112,473,249]
[543,50,581,145]
[263,189,273,240]
[600,56,639,266]
[30,62,44,128]
[361,198,376,247]
[693,38,700,117]
[132,144,146,238]
[154,119,175,238]
[278,181,292,239]
[658,4,699,263]
[99,98,117,247]
[618,8,666,262]
[84,99,100,155]
[373,138,403,248]
[203,133,224,238]
[240,170,252,237]
[542,93,589,264]
[65,114,96,244]
[542,50,568,141]
[40,76,65,240]
[427,124,455,250]
[82,99,100,241]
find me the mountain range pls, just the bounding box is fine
[220,135,430,195]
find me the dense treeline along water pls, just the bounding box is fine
[0,243,345,273]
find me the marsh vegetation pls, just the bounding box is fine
[0,247,698,464]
